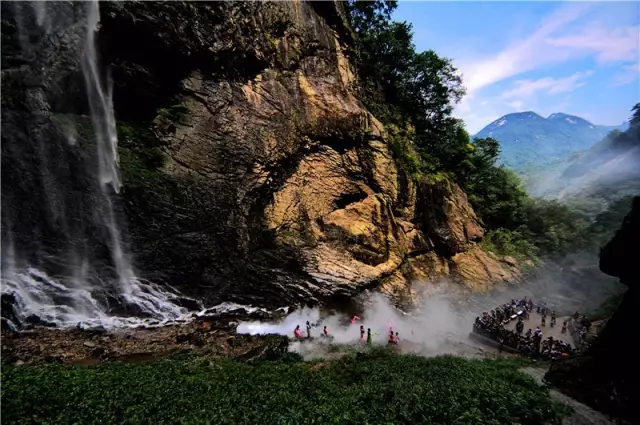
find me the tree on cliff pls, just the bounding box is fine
[345,0,596,260]
[346,0,465,175]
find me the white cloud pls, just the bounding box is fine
[453,3,638,133]
[613,61,640,86]
[546,25,640,63]
[501,71,593,100]
[506,100,525,111]
[457,2,593,99]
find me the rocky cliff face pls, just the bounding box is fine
[2,1,518,312]
[101,0,518,307]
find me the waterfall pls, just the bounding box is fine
[1,1,201,328]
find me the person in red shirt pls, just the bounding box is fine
[294,325,303,339]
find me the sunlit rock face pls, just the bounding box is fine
[1,0,518,328]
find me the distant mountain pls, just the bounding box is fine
[517,105,639,216]
[473,111,627,171]
[556,111,640,204]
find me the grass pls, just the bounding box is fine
[1,349,570,425]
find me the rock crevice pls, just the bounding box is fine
[1,0,520,310]
[105,0,519,306]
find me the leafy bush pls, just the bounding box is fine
[2,353,570,424]
[480,228,539,262]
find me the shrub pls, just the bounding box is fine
[2,353,570,424]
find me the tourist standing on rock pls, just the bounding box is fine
[306,321,312,338]
[367,328,372,345]
[360,325,365,341]
[294,325,303,339]
[561,321,567,334]
[323,326,329,337]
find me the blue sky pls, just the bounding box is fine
[393,1,640,133]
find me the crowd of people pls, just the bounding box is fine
[292,317,401,345]
[293,322,331,340]
[569,311,593,351]
[472,297,576,360]
[288,299,594,359]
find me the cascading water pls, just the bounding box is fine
[1,1,202,328]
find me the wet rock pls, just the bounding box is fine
[15,360,25,366]
[1,317,18,333]
[176,334,190,344]
[91,347,106,357]
[236,334,290,362]
[43,355,63,364]
[172,297,202,312]
[82,326,107,336]
[190,335,204,347]
[23,314,56,328]
[24,315,42,325]
[1,293,20,328]
[83,341,96,348]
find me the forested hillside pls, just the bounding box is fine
[518,104,639,216]
[474,111,625,172]
[346,1,629,264]
[558,104,640,209]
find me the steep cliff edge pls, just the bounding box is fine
[98,0,517,307]
[1,1,517,313]
[545,197,640,424]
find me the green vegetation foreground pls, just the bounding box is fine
[2,350,569,424]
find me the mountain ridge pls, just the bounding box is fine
[473,111,628,172]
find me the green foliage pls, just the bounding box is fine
[572,196,635,251]
[387,124,425,179]
[346,1,586,262]
[480,228,539,262]
[157,102,189,121]
[1,353,570,425]
[630,102,640,127]
[520,199,589,253]
[346,1,466,180]
[462,138,530,230]
[117,122,165,183]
